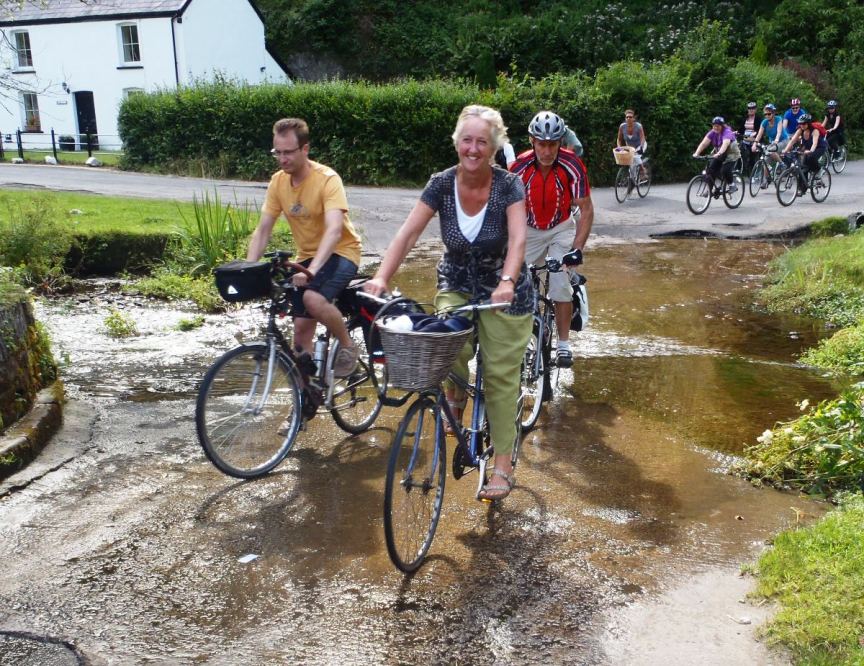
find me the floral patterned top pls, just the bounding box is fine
[420,165,533,316]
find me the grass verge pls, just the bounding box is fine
[754,492,864,665]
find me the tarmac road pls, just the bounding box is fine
[1,160,863,253]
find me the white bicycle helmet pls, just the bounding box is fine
[528,111,566,141]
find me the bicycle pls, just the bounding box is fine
[828,143,848,174]
[748,142,782,197]
[195,251,416,479]
[775,149,831,207]
[614,153,651,203]
[379,299,518,572]
[685,155,745,215]
[520,256,587,431]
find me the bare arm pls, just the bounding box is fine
[246,211,278,261]
[364,200,436,295]
[572,195,594,250]
[783,129,802,153]
[491,200,527,305]
[616,125,624,148]
[693,137,711,157]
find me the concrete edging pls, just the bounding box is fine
[0,381,64,479]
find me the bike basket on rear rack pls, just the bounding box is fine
[213,260,272,302]
[376,325,472,391]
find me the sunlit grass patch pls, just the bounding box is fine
[754,493,864,665]
[800,323,864,376]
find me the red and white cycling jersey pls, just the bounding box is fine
[510,148,591,230]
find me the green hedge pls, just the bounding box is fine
[119,54,820,187]
[67,232,171,275]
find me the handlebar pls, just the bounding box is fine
[263,250,314,279]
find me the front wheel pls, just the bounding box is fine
[810,167,831,203]
[329,323,385,434]
[723,172,745,209]
[775,167,798,207]
[614,167,631,203]
[749,160,765,197]
[520,328,545,431]
[383,396,446,573]
[686,175,711,215]
[196,343,302,479]
[830,145,847,174]
[636,162,652,198]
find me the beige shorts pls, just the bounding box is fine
[525,220,576,302]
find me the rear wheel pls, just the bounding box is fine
[723,172,745,209]
[830,145,847,174]
[686,175,711,215]
[329,323,385,434]
[196,343,301,479]
[383,396,446,573]
[776,167,798,207]
[520,328,545,431]
[614,167,631,203]
[636,162,652,198]
[810,166,831,203]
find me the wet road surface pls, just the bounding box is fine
[0,240,842,664]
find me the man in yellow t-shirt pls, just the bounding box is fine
[247,117,363,376]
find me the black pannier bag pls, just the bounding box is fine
[214,260,272,302]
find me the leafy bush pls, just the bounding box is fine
[0,195,73,286]
[103,308,138,338]
[737,388,864,496]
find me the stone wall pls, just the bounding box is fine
[0,299,56,434]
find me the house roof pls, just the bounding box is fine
[0,1,191,26]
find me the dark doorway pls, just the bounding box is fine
[74,91,98,150]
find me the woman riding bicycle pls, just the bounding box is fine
[738,102,759,174]
[751,103,788,162]
[616,109,647,179]
[364,105,533,501]
[692,116,741,190]
[822,100,845,155]
[782,113,828,182]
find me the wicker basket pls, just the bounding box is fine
[613,146,636,166]
[377,324,472,391]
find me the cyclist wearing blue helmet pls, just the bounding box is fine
[693,116,741,190]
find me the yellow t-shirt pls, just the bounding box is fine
[262,160,362,266]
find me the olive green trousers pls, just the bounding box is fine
[435,291,532,456]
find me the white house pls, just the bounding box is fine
[0,0,291,151]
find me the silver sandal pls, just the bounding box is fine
[478,469,515,501]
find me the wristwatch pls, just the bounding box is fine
[500,274,514,284]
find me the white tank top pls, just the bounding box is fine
[454,180,487,242]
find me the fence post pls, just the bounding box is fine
[0,131,4,160]
[16,129,23,159]
[51,128,58,161]
[86,132,92,157]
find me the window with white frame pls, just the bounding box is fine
[118,23,141,64]
[12,30,33,69]
[123,87,145,99]
[22,92,40,131]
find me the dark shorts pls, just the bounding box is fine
[292,253,358,318]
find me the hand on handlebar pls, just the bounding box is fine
[562,248,583,266]
[292,271,312,288]
[362,276,389,297]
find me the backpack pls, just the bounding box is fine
[810,121,827,138]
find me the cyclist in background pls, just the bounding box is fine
[616,109,647,181]
[494,139,517,169]
[692,116,741,190]
[510,110,594,369]
[562,126,584,157]
[782,113,828,185]
[822,100,845,156]
[751,103,788,161]
[738,101,759,175]
[782,97,807,137]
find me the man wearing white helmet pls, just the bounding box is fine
[510,110,594,368]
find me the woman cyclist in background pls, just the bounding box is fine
[692,116,741,190]
[616,109,647,181]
